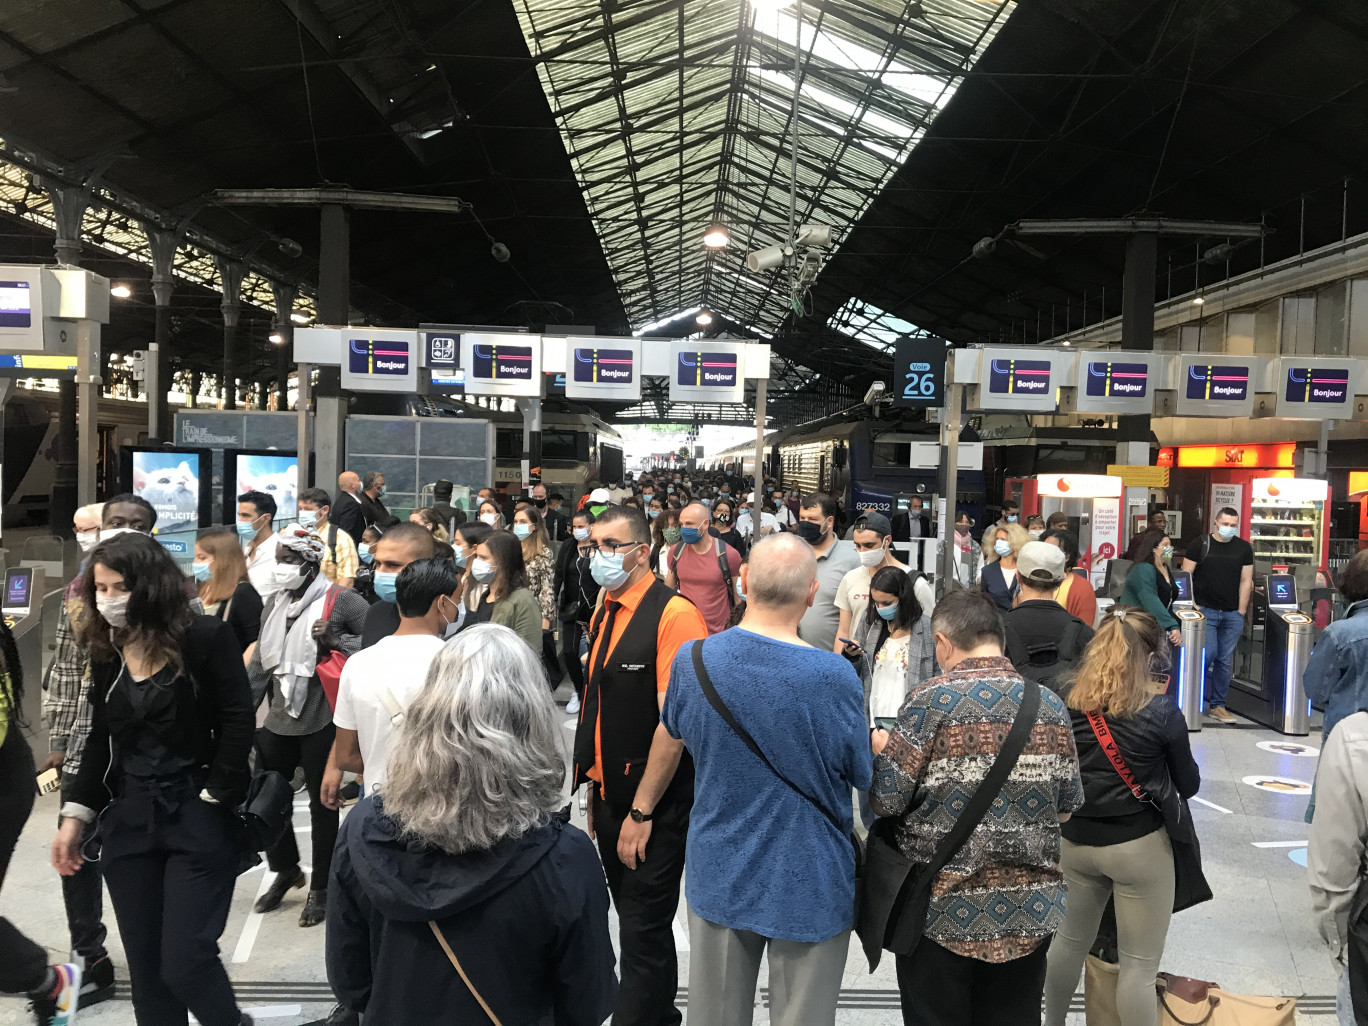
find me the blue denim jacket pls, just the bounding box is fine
[1305,599,1368,745]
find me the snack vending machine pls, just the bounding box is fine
[1248,477,1328,571]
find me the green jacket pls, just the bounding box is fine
[1118,561,1179,631]
[491,587,544,656]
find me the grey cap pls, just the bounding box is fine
[1018,540,1067,585]
[852,511,892,537]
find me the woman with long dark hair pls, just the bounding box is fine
[1118,529,1181,649]
[854,566,935,728]
[51,532,255,1026]
[465,531,541,657]
[710,495,748,556]
[513,506,559,681]
[553,509,599,714]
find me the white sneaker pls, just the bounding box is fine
[566,693,581,716]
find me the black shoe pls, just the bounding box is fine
[240,1014,255,1026]
[254,867,306,913]
[323,1004,359,1026]
[299,888,327,928]
[79,955,116,1007]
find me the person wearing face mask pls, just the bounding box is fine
[1039,529,1098,626]
[834,513,920,657]
[1179,508,1253,723]
[321,558,461,813]
[665,503,742,636]
[650,507,683,577]
[554,511,600,716]
[1124,510,1170,562]
[247,527,368,928]
[429,479,467,539]
[1025,513,1046,541]
[795,494,861,653]
[1001,542,1095,690]
[853,567,935,729]
[572,504,707,1026]
[452,521,493,617]
[1118,529,1182,652]
[476,497,505,531]
[353,525,383,604]
[709,496,748,558]
[193,529,263,663]
[946,510,984,587]
[51,532,256,1026]
[42,493,160,1010]
[237,490,280,599]
[980,522,1030,612]
[460,531,541,656]
[980,500,1021,560]
[358,471,398,530]
[73,502,104,556]
[299,487,358,589]
[360,523,438,648]
[514,506,561,685]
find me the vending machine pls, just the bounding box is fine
[1248,477,1328,571]
[1036,474,1124,591]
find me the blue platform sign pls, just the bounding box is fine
[893,337,946,408]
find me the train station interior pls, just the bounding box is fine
[2,0,1368,1022]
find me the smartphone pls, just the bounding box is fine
[838,637,861,651]
[874,717,897,732]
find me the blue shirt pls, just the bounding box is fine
[661,630,872,942]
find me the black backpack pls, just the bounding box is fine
[1007,619,1091,691]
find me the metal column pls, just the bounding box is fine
[937,350,962,591]
[1174,609,1206,731]
[272,281,297,413]
[1118,231,1158,540]
[146,228,181,442]
[314,204,349,489]
[753,376,767,487]
[47,184,92,535]
[217,258,245,411]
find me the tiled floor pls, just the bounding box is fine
[0,703,1342,1024]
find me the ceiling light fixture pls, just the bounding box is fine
[1192,295,1205,306]
[110,284,132,298]
[703,224,730,248]
[290,310,313,325]
[696,311,714,326]
[269,331,285,344]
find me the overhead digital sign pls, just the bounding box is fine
[892,337,946,409]
[348,337,410,376]
[339,330,418,393]
[1072,354,1157,414]
[988,357,1051,396]
[472,343,533,380]
[1284,367,1348,403]
[0,281,32,329]
[1275,357,1359,417]
[970,348,1071,412]
[668,340,746,403]
[677,350,738,388]
[1175,357,1258,417]
[0,265,52,351]
[1185,364,1249,402]
[424,332,458,367]
[565,339,641,401]
[461,333,543,397]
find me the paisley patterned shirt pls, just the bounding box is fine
[872,656,1083,963]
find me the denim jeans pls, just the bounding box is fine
[1200,606,1245,709]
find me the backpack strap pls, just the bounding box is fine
[715,538,735,609]
[327,523,339,565]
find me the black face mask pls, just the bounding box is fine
[796,520,826,545]
[533,498,546,508]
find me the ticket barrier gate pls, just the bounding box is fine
[2,566,47,743]
[1170,571,1205,732]
[1227,573,1314,736]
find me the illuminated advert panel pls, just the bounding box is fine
[564,337,641,401]
[460,333,543,397]
[1175,356,1259,417]
[339,330,418,393]
[1274,357,1360,418]
[669,340,746,404]
[972,348,1071,412]
[1072,353,1158,414]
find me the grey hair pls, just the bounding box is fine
[929,588,1005,652]
[746,533,815,607]
[382,623,565,854]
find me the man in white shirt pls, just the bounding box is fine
[322,558,461,805]
[769,487,797,531]
[735,492,779,540]
[834,512,930,654]
[238,490,281,598]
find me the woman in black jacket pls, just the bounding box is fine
[193,528,263,661]
[1043,606,1201,1026]
[51,532,254,1026]
[327,623,616,1024]
[553,509,599,715]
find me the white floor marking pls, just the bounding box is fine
[673,915,690,953]
[232,872,276,963]
[1191,795,1234,814]
[1252,839,1309,848]
[192,1006,302,1023]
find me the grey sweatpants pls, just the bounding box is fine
[686,907,850,1026]
[1044,828,1175,1026]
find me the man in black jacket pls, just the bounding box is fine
[1003,541,1094,689]
[358,471,398,530]
[332,471,367,546]
[891,495,933,570]
[430,480,466,537]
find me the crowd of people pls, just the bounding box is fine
[2,466,1363,1025]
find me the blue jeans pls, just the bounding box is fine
[1200,606,1245,709]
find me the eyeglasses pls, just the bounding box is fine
[591,541,641,556]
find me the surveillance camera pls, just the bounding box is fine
[277,237,303,259]
[745,242,787,272]
[864,381,886,406]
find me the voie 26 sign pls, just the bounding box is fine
[893,337,946,408]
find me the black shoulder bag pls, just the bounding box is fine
[857,675,1041,970]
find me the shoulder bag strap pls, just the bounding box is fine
[429,921,503,1025]
[921,677,1042,879]
[691,641,843,836]
[1086,711,1157,807]
[715,538,735,609]
[321,585,340,623]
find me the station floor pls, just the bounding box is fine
[0,696,1344,1024]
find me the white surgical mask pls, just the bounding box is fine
[272,564,308,588]
[1217,525,1238,541]
[99,526,142,544]
[994,539,1012,557]
[481,513,500,527]
[76,532,99,553]
[512,523,533,540]
[858,547,884,568]
[573,527,591,542]
[96,593,130,628]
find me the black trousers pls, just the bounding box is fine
[0,727,49,994]
[101,782,242,1026]
[560,620,587,695]
[542,628,563,689]
[58,780,109,966]
[896,936,1051,1026]
[593,794,688,1026]
[256,725,338,889]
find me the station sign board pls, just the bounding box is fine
[1175,356,1260,417]
[971,348,1071,412]
[461,332,543,397]
[892,337,946,408]
[422,330,459,368]
[1036,474,1123,499]
[1274,356,1361,418]
[1073,353,1159,414]
[564,337,641,401]
[339,330,418,393]
[669,340,746,404]
[1107,464,1170,488]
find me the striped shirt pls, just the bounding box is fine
[872,655,1083,963]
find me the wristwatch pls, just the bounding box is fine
[629,807,653,823]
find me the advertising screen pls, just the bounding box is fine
[987,358,1051,396]
[348,337,411,376]
[1186,364,1249,402]
[0,281,32,329]
[235,453,298,522]
[132,451,204,534]
[676,350,738,388]
[471,343,534,381]
[1285,366,1349,404]
[3,569,31,611]
[1085,360,1148,398]
[573,346,634,384]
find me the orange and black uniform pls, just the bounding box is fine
[572,571,706,1026]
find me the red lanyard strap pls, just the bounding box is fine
[1085,711,1149,803]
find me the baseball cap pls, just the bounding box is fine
[852,511,892,537]
[588,487,611,504]
[1018,541,1066,585]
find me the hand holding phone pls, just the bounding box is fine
[839,637,862,655]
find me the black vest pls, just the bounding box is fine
[573,579,694,810]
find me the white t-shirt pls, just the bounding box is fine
[736,510,779,538]
[333,633,447,793]
[869,634,912,726]
[836,561,935,626]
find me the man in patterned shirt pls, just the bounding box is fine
[298,487,359,589]
[871,588,1083,1025]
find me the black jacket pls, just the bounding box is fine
[891,512,931,542]
[359,491,398,530]
[69,616,255,810]
[1003,599,1094,686]
[1058,686,1200,846]
[211,579,263,656]
[431,501,466,534]
[327,796,617,1025]
[553,538,599,622]
[332,491,367,546]
[544,507,568,543]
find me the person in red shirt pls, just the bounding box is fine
[665,503,742,635]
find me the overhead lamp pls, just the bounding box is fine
[110,284,132,298]
[289,310,312,325]
[703,224,730,249]
[1192,295,1205,306]
[269,331,285,344]
[696,311,714,326]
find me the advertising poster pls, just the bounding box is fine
[132,451,202,534]
[1089,496,1121,591]
[1210,482,1243,532]
[236,453,298,522]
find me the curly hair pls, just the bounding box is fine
[985,521,1030,563]
[79,532,194,672]
[1066,605,1167,718]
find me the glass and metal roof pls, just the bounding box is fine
[513,0,1015,337]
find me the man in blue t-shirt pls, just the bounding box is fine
[662,533,871,1026]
